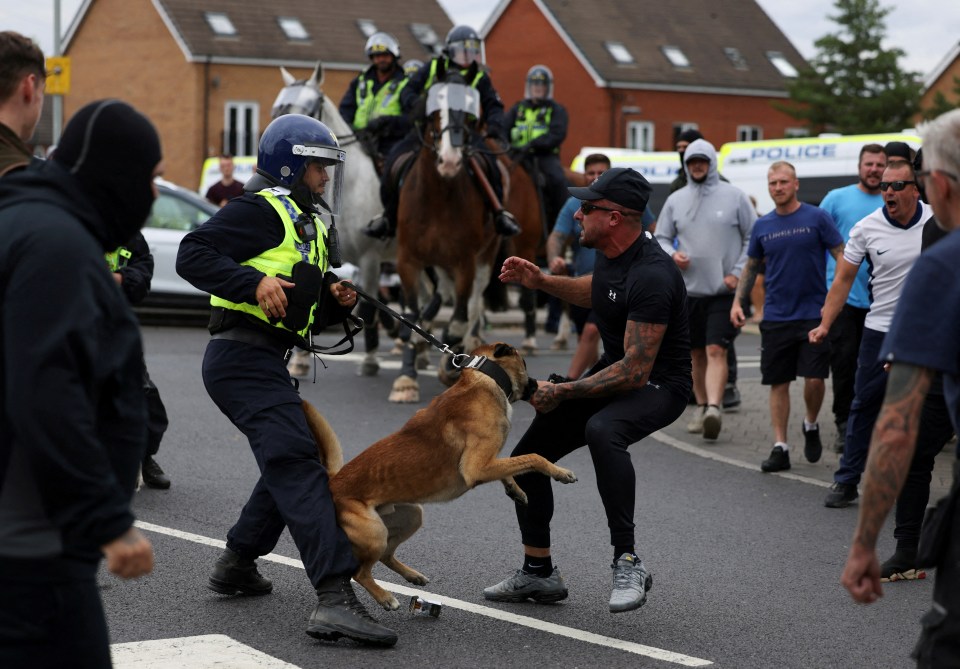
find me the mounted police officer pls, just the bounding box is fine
[338,31,411,170]
[505,64,569,231]
[364,25,521,239]
[176,114,398,647]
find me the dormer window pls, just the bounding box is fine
[205,12,237,37]
[410,23,441,55]
[661,46,691,68]
[357,19,377,38]
[724,47,748,70]
[604,41,634,65]
[278,17,309,41]
[767,51,799,77]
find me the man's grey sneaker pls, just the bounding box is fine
[483,567,568,603]
[686,405,705,434]
[702,405,722,440]
[824,482,858,508]
[208,548,273,596]
[803,424,823,463]
[722,383,741,411]
[609,553,653,613]
[307,577,398,647]
[761,445,790,472]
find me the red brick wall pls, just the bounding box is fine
[920,56,960,117]
[486,0,803,166]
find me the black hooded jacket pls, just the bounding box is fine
[0,150,149,568]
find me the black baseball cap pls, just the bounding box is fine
[568,167,652,212]
[884,141,914,162]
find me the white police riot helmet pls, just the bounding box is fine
[365,32,400,60]
[258,114,346,215]
[524,65,554,100]
[444,25,484,68]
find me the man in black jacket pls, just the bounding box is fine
[0,99,160,668]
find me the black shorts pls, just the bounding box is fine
[687,294,739,349]
[759,319,831,385]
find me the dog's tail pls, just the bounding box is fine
[302,400,344,476]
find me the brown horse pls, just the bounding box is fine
[389,64,502,403]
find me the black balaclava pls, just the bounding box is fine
[53,99,162,250]
[676,128,704,167]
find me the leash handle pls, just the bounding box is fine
[341,282,454,356]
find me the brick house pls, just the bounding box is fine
[921,40,960,115]
[482,0,809,166]
[61,0,452,189]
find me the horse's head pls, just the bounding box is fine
[272,62,325,120]
[423,61,482,178]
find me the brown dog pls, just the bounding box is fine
[303,342,577,611]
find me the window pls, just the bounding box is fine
[356,19,377,38]
[223,102,259,158]
[205,12,237,37]
[784,127,809,138]
[724,47,748,70]
[767,51,799,77]
[277,17,309,41]
[737,125,763,142]
[604,41,635,65]
[661,45,691,68]
[626,121,655,151]
[410,23,441,55]
[672,123,699,144]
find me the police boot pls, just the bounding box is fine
[208,548,273,596]
[494,210,521,237]
[306,575,398,647]
[141,456,171,489]
[364,214,394,240]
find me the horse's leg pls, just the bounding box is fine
[389,254,423,403]
[519,285,538,355]
[437,263,476,387]
[356,250,382,376]
[464,262,492,352]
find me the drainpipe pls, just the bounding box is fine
[203,57,211,165]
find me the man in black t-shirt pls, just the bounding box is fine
[485,167,691,615]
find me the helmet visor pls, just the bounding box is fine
[296,145,345,215]
[448,39,484,67]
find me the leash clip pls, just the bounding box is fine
[453,353,485,369]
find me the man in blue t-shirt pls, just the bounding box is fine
[732,161,844,473]
[818,143,887,451]
[842,109,960,667]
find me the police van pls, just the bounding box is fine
[570,132,921,217]
[197,155,258,198]
[716,133,920,214]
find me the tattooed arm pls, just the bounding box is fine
[731,256,761,327]
[841,363,933,604]
[528,319,664,413]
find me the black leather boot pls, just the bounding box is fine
[141,456,171,489]
[306,576,398,647]
[494,210,521,237]
[208,548,273,596]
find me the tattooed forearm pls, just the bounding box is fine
[557,320,664,401]
[852,364,933,550]
[736,258,759,306]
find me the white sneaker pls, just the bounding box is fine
[702,405,722,440]
[686,405,705,434]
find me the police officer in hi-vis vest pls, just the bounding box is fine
[505,65,569,231]
[176,114,398,647]
[365,25,522,240]
[338,31,411,169]
[106,232,171,489]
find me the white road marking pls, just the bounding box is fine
[648,431,831,488]
[134,521,712,667]
[112,634,299,668]
[322,351,439,376]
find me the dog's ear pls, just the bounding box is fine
[493,342,515,358]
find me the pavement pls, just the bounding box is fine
[460,304,958,505]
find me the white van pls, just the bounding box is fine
[716,133,921,215]
[197,156,258,198]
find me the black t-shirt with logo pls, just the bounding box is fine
[591,231,692,398]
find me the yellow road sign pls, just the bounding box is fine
[45,56,71,95]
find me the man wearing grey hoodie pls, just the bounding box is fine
[655,139,756,440]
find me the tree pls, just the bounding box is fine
[778,0,923,134]
[922,75,960,120]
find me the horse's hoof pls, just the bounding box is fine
[389,376,420,403]
[390,339,404,356]
[358,359,379,377]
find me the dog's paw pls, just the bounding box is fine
[504,485,528,506]
[553,467,577,484]
[379,595,401,611]
[406,573,429,586]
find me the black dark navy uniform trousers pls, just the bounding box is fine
[202,337,358,589]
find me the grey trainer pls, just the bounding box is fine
[483,567,568,603]
[609,553,653,613]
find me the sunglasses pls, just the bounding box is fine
[879,180,916,192]
[579,202,622,216]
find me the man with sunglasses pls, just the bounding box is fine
[809,161,934,512]
[842,108,960,668]
[485,167,691,614]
